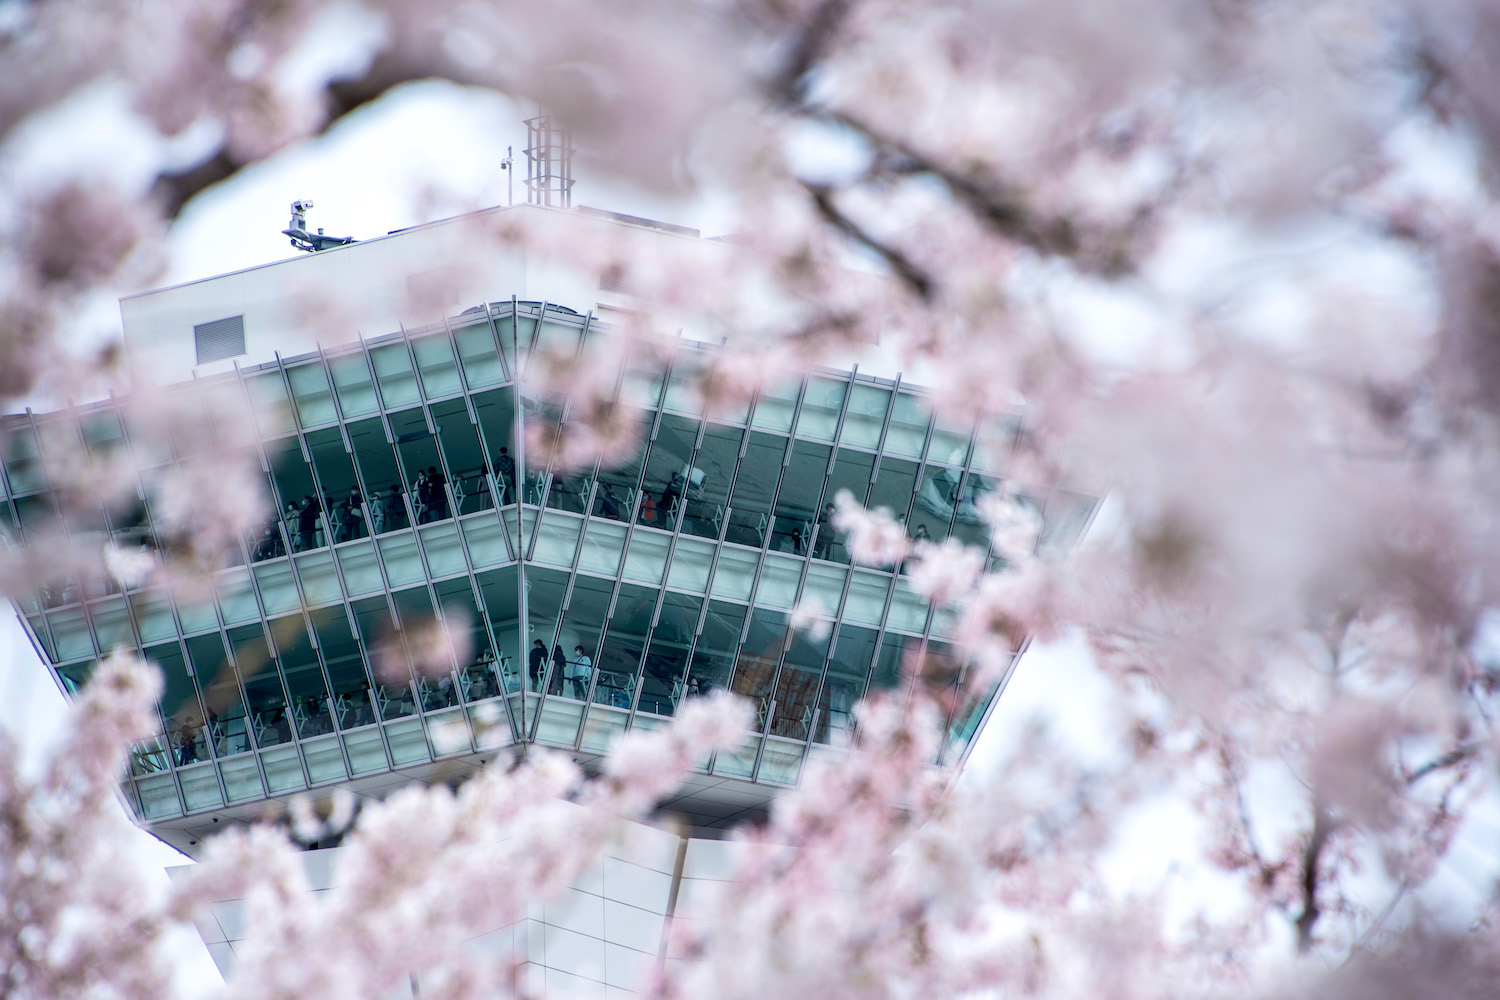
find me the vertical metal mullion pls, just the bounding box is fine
[484,301,512,384]
[513,303,532,732]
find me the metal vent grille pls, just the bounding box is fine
[598,268,628,293]
[193,315,246,365]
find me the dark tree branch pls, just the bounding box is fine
[805,182,934,301]
[152,51,471,222]
[1406,744,1477,786]
[813,107,1084,262]
[770,0,858,105]
[1295,794,1340,953]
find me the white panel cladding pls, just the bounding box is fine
[171,812,703,992]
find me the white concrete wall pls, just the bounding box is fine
[170,815,755,998]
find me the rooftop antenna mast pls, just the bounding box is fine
[524,115,575,208]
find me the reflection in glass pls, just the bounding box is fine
[866,457,919,537]
[911,465,965,544]
[681,425,738,539]
[350,597,415,720]
[751,379,799,433]
[431,399,493,515]
[639,414,698,529]
[348,418,409,533]
[818,625,878,744]
[731,607,789,726]
[475,568,521,693]
[772,624,829,738]
[840,383,890,450]
[473,388,518,506]
[525,568,568,693]
[185,633,250,756]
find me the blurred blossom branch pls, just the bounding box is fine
[7,0,1500,997]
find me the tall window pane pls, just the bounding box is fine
[725,432,784,548]
[637,592,701,716]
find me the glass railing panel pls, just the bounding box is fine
[753,553,801,610]
[533,512,583,569]
[130,589,177,644]
[48,606,93,660]
[886,576,928,633]
[842,569,891,627]
[335,540,383,596]
[419,521,467,577]
[666,535,714,593]
[377,531,424,588]
[461,516,510,568]
[261,745,305,793]
[252,560,299,617]
[622,527,670,585]
[578,518,627,577]
[295,550,341,606]
[370,343,421,409]
[709,545,757,602]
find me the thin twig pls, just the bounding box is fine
[805,183,935,301]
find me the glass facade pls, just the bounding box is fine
[0,300,1092,827]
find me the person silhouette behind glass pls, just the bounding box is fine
[385,484,408,530]
[496,447,517,505]
[427,466,448,519]
[567,645,592,699]
[813,502,836,560]
[528,638,547,691]
[294,495,317,551]
[550,644,568,694]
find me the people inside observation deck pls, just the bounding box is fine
[550,644,568,694]
[528,638,547,690]
[496,447,516,505]
[297,495,321,551]
[813,502,836,560]
[567,645,592,699]
[384,484,408,530]
[335,489,366,542]
[427,466,449,520]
